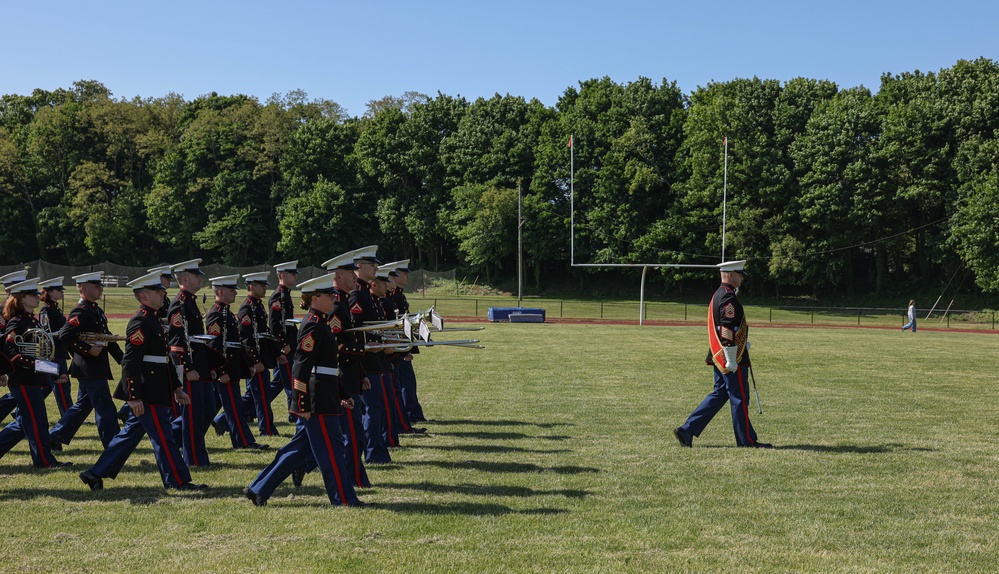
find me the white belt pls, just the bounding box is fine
[313,366,339,376]
[143,356,168,364]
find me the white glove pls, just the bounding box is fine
[745,341,751,351]
[722,346,738,371]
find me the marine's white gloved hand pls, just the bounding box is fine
[723,345,738,371]
[745,341,751,351]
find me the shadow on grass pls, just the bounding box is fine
[403,459,599,475]
[429,419,574,429]
[437,431,572,441]
[0,485,235,505]
[405,443,572,455]
[776,443,935,454]
[367,501,569,516]
[379,481,591,499]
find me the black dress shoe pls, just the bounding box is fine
[292,467,306,487]
[79,470,104,491]
[249,442,270,450]
[48,460,73,468]
[212,419,227,436]
[752,442,774,449]
[406,427,427,434]
[673,427,692,448]
[243,487,266,506]
[173,482,209,491]
[50,442,63,452]
[410,417,427,423]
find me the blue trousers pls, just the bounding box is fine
[396,359,425,421]
[361,372,392,463]
[247,372,279,435]
[272,361,296,422]
[339,397,370,487]
[171,380,214,467]
[902,318,917,332]
[0,392,16,421]
[49,378,121,448]
[213,380,259,448]
[247,415,359,506]
[0,385,60,468]
[91,404,192,488]
[386,372,412,445]
[680,365,760,447]
[48,373,73,416]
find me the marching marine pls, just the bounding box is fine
[269,261,299,422]
[79,270,207,491]
[240,271,282,436]
[674,261,772,449]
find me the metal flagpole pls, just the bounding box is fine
[569,134,574,266]
[721,136,728,263]
[518,180,523,308]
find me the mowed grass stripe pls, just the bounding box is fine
[1,322,997,572]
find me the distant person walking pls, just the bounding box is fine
[902,300,917,332]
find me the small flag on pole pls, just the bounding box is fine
[568,135,573,148]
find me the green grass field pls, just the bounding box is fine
[2,318,998,572]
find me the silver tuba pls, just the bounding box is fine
[15,328,57,361]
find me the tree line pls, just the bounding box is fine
[2,57,998,298]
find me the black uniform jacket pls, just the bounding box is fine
[268,285,297,354]
[114,304,180,406]
[205,302,249,381]
[350,280,389,374]
[3,313,48,386]
[58,299,123,379]
[706,282,751,367]
[167,289,214,379]
[239,295,280,370]
[330,288,364,394]
[291,309,349,415]
[39,304,69,362]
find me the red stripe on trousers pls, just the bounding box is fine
[150,407,184,485]
[318,416,349,505]
[346,408,362,484]
[379,375,394,442]
[388,375,411,431]
[736,368,755,445]
[256,373,273,432]
[17,387,50,467]
[225,381,250,447]
[186,380,199,466]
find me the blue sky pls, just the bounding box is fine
[3,1,996,116]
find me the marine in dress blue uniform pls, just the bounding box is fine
[48,272,123,449]
[388,260,427,422]
[166,259,215,467]
[323,250,371,488]
[268,261,299,423]
[204,275,268,451]
[351,246,394,464]
[244,273,363,507]
[117,266,174,424]
[0,270,31,422]
[378,263,415,445]
[38,277,72,416]
[0,278,72,468]
[674,261,773,449]
[79,271,206,491]
[240,271,282,436]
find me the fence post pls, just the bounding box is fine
[600,301,604,319]
[947,313,950,328]
[858,307,861,326]
[475,299,478,316]
[993,311,995,330]
[560,300,563,318]
[684,304,687,321]
[811,309,814,324]
[770,307,772,322]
